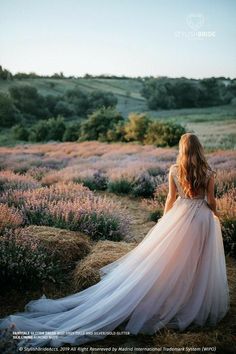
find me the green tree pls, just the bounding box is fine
[106,121,126,142]
[46,116,66,141]
[63,122,81,142]
[29,120,49,142]
[80,107,124,141]
[149,83,176,109]
[54,100,74,117]
[141,78,174,109]
[29,116,66,142]
[124,113,151,143]
[144,121,186,147]
[65,88,89,116]
[9,85,50,120]
[199,78,225,106]
[0,66,13,80]
[51,72,64,79]
[141,77,228,109]
[45,94,58,115]
[65,88,117,117]
[11,124,29,141]
[173,80,200,108]
[87,90,117,113]
[0,93,19,127]
[225,80,236,103]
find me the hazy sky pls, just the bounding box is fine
[0,0,235,78]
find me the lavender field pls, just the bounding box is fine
[0,141,235,352]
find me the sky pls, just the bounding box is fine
[0,0,235,78]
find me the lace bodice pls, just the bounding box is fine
[170,164,213,200]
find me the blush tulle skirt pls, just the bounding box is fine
[0,197,230,348]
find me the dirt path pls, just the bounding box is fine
[95,190,156,243]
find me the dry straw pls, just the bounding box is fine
[73,240,136,290]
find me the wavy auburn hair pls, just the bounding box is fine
[176,133,213,198]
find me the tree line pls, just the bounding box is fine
[141,77,236,109]
[1,66,236,109]
[11,108,186,147]
[0,84,117,127]
[0,66,141,80]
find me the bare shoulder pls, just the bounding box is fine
[206,169,216,188]
[206,169,215,179]
[169,163,178,175]
[170,163,178,172]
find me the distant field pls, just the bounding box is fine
[148,105,236,150]
[0,77,146,117]
[0,78,235,149]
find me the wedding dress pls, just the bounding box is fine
[0,164,230,348]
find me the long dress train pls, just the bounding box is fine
[0,165,230,348]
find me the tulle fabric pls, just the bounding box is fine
[0,195,229,348]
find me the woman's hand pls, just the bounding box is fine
[214,210,220,218]
[206,201,220,218]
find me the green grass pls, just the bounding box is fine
[0,78,235,149]
[146,105,236,150]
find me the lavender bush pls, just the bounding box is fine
[0,228,61,288]
[131,172,156,198]
[217,189,236,257]
[0,170,40,192]
[74,171,108,191]
[0,203,23,233]
[1,182,129,241]
[108,178,133,194]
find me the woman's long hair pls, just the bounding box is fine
[176,133,213,198]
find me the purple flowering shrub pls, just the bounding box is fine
[217,189,236,257]
[0,203,23,233]
[1,182,129,241]
[214,170,236,197]
[0,170,40,192]
[0,142,235,256]
[74,170,108,191]
[142,182,168,221]
[0,228,61,288]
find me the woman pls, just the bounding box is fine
[0,133,229,348]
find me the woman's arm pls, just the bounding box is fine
[207,175,219,217]
[164,169,177,215]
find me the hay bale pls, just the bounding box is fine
[73,240,136,290]
[20,225,92,267]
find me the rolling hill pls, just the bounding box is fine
[0,77,235,149]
